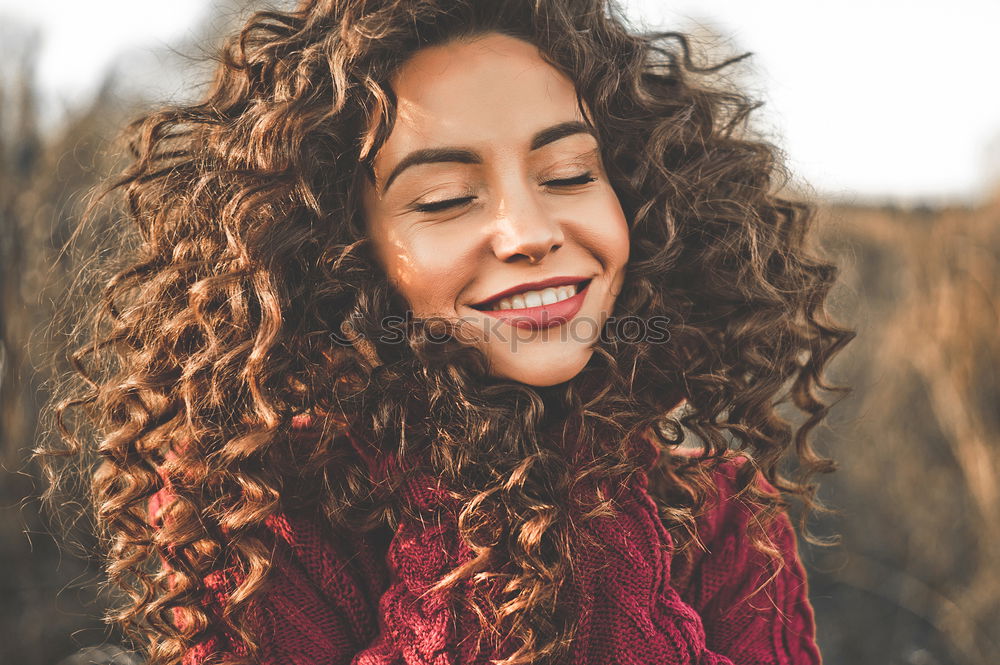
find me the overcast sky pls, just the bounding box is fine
[2,0,999,204]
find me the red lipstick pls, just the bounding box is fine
[474,278,592,331]
[470,276,590,309]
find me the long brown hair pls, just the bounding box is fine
[39,0,855,663]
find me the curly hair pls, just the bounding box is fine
[39,0,855,663]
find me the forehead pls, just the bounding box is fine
[381,33,585,158]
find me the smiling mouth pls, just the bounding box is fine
[470,279,592,312]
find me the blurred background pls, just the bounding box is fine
[1,1,997,664]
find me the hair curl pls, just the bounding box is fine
[39,1,855,663]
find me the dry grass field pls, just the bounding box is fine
[803,195,1000,664]
[1,13,997,665]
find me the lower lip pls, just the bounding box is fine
[478,282,590,330]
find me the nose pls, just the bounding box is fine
[489,185,564,264]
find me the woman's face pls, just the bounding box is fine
[362,32,630,387]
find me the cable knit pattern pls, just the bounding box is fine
[668,455,822,664]
[154,447,822,665]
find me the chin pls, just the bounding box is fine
[490,346,593,387]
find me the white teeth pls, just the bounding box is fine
[487,283,579,311]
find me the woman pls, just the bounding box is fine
[43,0,854,663]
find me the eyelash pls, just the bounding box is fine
[413,172,597,213]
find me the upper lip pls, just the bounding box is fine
[470,275,591,309]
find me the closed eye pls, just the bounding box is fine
[411,172,597,214]
[544,172,596,187]
[413,196,476,213]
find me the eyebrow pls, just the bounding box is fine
[380,120,597,194]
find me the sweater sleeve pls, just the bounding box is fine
[146,420,392,665]
[148,481,390,665]
[667,456,823,665]
[150,503,390,665]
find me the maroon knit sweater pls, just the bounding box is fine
[150,425,822,665]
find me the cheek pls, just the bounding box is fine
[581,190,631,272]
[371,225,476,316]
[607,203,631,269]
